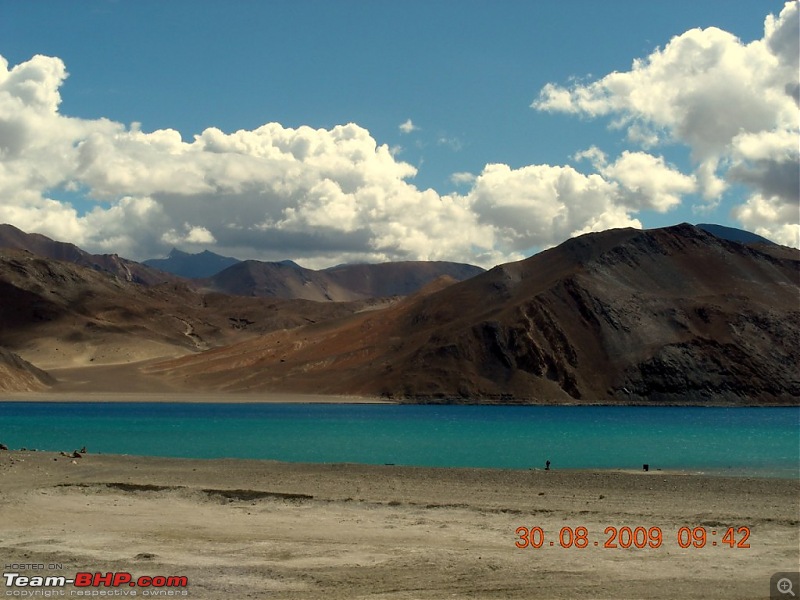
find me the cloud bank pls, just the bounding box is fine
[0,3,796,267]
[0,53,651,267]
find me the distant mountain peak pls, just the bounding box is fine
[167,247,189,258]
[277,259,301,268]
[144,248,241,279]
[695,223,776,246]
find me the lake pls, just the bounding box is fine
[1,402,797,477]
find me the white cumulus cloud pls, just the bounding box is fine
[533,1,799,247]
[577,148,697,213]
[465,163,641,253]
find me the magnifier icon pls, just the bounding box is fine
[778,578,796,597]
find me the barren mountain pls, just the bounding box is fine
[144,248,241,278]
[1,224,483,302]
[202,260,360,301]
[201,259,484,301]
[151,224,800,404]
[0,223,178,285]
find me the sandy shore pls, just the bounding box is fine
[0,451,797,599]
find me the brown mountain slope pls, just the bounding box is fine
[202,260,361,301]
[2,224,484,301]
[0,223,178,285]
[0,248,372,379]
[150,224,800,404]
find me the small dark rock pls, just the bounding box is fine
[134,553,156,561]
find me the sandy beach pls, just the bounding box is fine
[1,450,797,599]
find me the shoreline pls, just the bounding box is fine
[2,448,798,479]
[0,448,796,480]
[1,390,797,407]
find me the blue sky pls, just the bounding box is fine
[0,1,797,266]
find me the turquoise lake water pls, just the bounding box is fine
[1,403,798,477]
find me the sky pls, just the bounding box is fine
[0,1,797,268]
